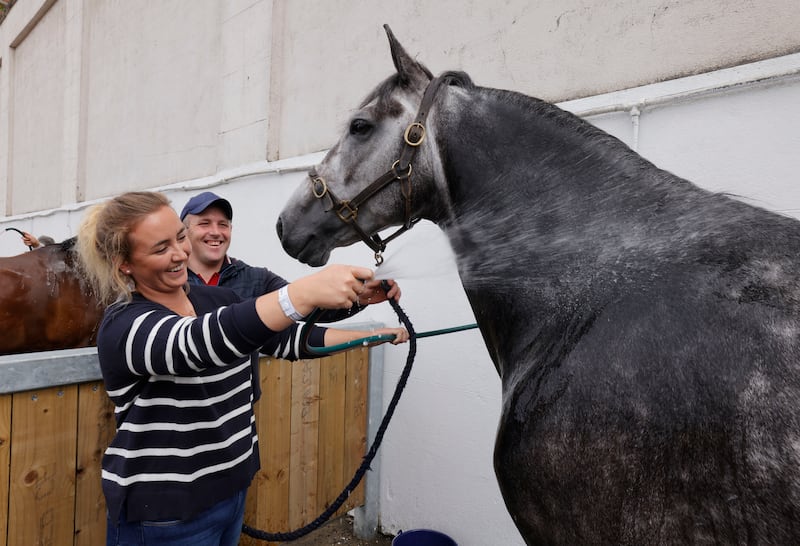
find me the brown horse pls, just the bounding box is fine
[0,237,103,355]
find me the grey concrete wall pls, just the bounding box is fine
[0,0,797,216]
[0,3,799,543]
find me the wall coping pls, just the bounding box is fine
[0,321,386,394]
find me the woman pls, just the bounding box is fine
[77,191,408,546]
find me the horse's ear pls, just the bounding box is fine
[383,24,430,87]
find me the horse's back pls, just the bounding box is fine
[0,244,101,355]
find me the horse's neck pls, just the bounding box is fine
[431,88,700,375]
[436,87,655,217]
[433,88,708,290]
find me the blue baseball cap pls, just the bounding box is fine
[180,191,233,221]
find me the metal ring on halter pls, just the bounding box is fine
[391,160,413,179]
[311,176,328,198]
[404,122,426,146]
[336,201,358,223]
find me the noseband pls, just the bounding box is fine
[309,74,449,265]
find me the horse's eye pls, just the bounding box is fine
[349,118,373,137]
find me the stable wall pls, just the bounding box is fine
[0,3,799,545]
[1,58,796,544]
[0,347,377,546]
[0,0,797,216]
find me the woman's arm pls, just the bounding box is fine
[254,264,376,329]
[256,270,409,359]
[324,326,409,347]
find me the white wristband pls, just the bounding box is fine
[278,285,304,321]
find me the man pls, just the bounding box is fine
[180,191,403,338]
[180,191,253,293]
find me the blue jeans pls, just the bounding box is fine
[106,488,247,546]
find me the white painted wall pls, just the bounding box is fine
[2,57,797,544]
[0,2,799,544]
[0,1,798,216]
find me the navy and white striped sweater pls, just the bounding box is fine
[98,284,326,524]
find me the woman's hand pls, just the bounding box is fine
[357,278,402,306]
[289,264,376,315]
[260,265,376,330]
[324,326,410,350]
[322,324,410,349]
[374,326,410,345]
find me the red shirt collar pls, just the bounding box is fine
[195,256,231,286]
[198,271,221,286]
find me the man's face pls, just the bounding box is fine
[185,206,232,269]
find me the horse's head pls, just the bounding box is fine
[277,25,443,266]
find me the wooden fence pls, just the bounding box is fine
[0,349,371,546]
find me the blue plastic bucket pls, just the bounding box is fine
[392,528,458,546]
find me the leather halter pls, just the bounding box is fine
[309,74,449,265]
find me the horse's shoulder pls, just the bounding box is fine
[0,267,31,307]
[0,262,26,276]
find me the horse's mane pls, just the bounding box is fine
[58,237,82,270]
[448,69,637,162]
[360,66,474,118]
[440,70,475,89]
[472,84,652,175]
[60,236,78,252]
[362,64,643,173]
[496,87,630,149]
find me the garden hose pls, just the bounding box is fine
[242,283,479,541]
[301,281,478,355]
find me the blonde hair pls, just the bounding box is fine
[77,191,171,304]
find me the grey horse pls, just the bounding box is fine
[277,26,800,545]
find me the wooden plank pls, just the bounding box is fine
[74,382,115,546]
[242,357,293,546]
[0,350,369,546]
[0,393,11,546]
[342,347,369,514]
[288,359,320,528]
[8,386,78,546]
[317,351,347,514]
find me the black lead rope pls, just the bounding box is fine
[4,227,32,250]
[241,285,417,542]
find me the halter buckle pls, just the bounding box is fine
[311,176,328,198]
[404,122,426,146]
[336,201,358,223]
